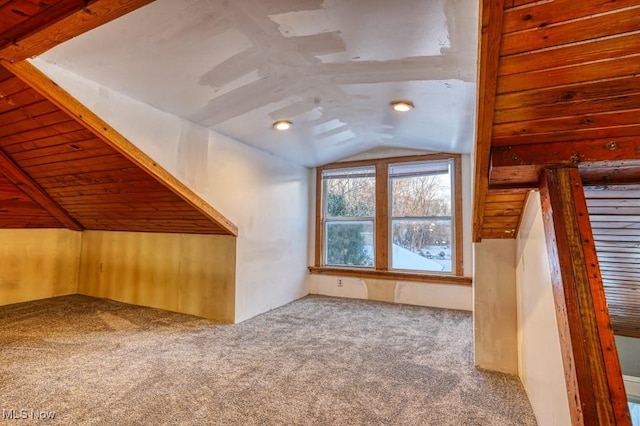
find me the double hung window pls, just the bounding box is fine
[316,154,462,277]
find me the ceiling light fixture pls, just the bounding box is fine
[273,120,292,131]
[391,100,415,112]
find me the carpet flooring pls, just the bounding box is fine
[0,295,536,425]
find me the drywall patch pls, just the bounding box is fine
[364,279,396,303]
[394,281,472,311]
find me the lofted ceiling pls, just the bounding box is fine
[37,0,479,167]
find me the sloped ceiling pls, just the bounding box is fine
[0,64,236,235]
[38,0,479,167]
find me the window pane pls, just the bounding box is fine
[391,219,452,272]
[391,161,451,217]
[323,166,375,218]
[325,221,374,267]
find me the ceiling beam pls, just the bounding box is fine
[0,0,155,63]
[4,60,239,237]
[490,137,640,187]
[472,0,505,242]
[0,1,90,52]
[0,149,83,231]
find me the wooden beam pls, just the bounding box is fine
[473,0,505,242]
[0,0,90,52]
[0,0,155,63]
[0,149,82,231]
[490,137,640,187]
[539,167,630,426]
[4,60,238,237]
[492,137,640,169]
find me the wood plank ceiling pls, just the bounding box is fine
[0,0,237,236]
[474,0,640,338]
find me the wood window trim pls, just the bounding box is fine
[313,153,466,281]
[308,266,472,286]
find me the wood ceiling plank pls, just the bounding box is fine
[493,109,640,140]
[0,148,81,230]
[494,93,640,124]
[35,167,147,187]
[497,55,640,95]
[473,0,506,242]
[484,192,527,202]
[0,73,31,95]
[23,154,131,178]
[44,179,163,196]
[0,87,45,114]
[1,129,95,152]
[4,60,237,236]
[501,6,640,56]
[492,123,640,147]
[500,32,640,77]
[0,99,61,125]
[0,121,81,146]
[495,76,640,111]
[8,137,104,160]
[0,110,72,138]
[0,0,155,63]
[17,145,116,167]
[502,0,640,34]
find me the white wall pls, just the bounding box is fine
[516,191,571,426]
[35,60,310,323]
[473,239,518,374]
[616,335,640,377]
[309,275,472,310]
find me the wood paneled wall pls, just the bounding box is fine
[78,231,236,323]
[0,228,81,305]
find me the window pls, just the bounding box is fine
[314,154,463,280]
[390,160,453,273]
[323,166,376,268]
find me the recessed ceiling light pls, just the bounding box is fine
[391,100,414,112]
[273,120,292,131]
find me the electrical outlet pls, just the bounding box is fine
[337,278,343,287]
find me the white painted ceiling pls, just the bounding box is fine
[40,0,479,167]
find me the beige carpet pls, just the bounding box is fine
[0,295,536,425]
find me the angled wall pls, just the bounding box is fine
[78,231,236,322]
[0,229,81,305]
[34,60,311,323]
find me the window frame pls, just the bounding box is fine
[312,153,467,284]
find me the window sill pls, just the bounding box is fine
[308,266,472,286]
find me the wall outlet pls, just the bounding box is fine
[337,278,343,287]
